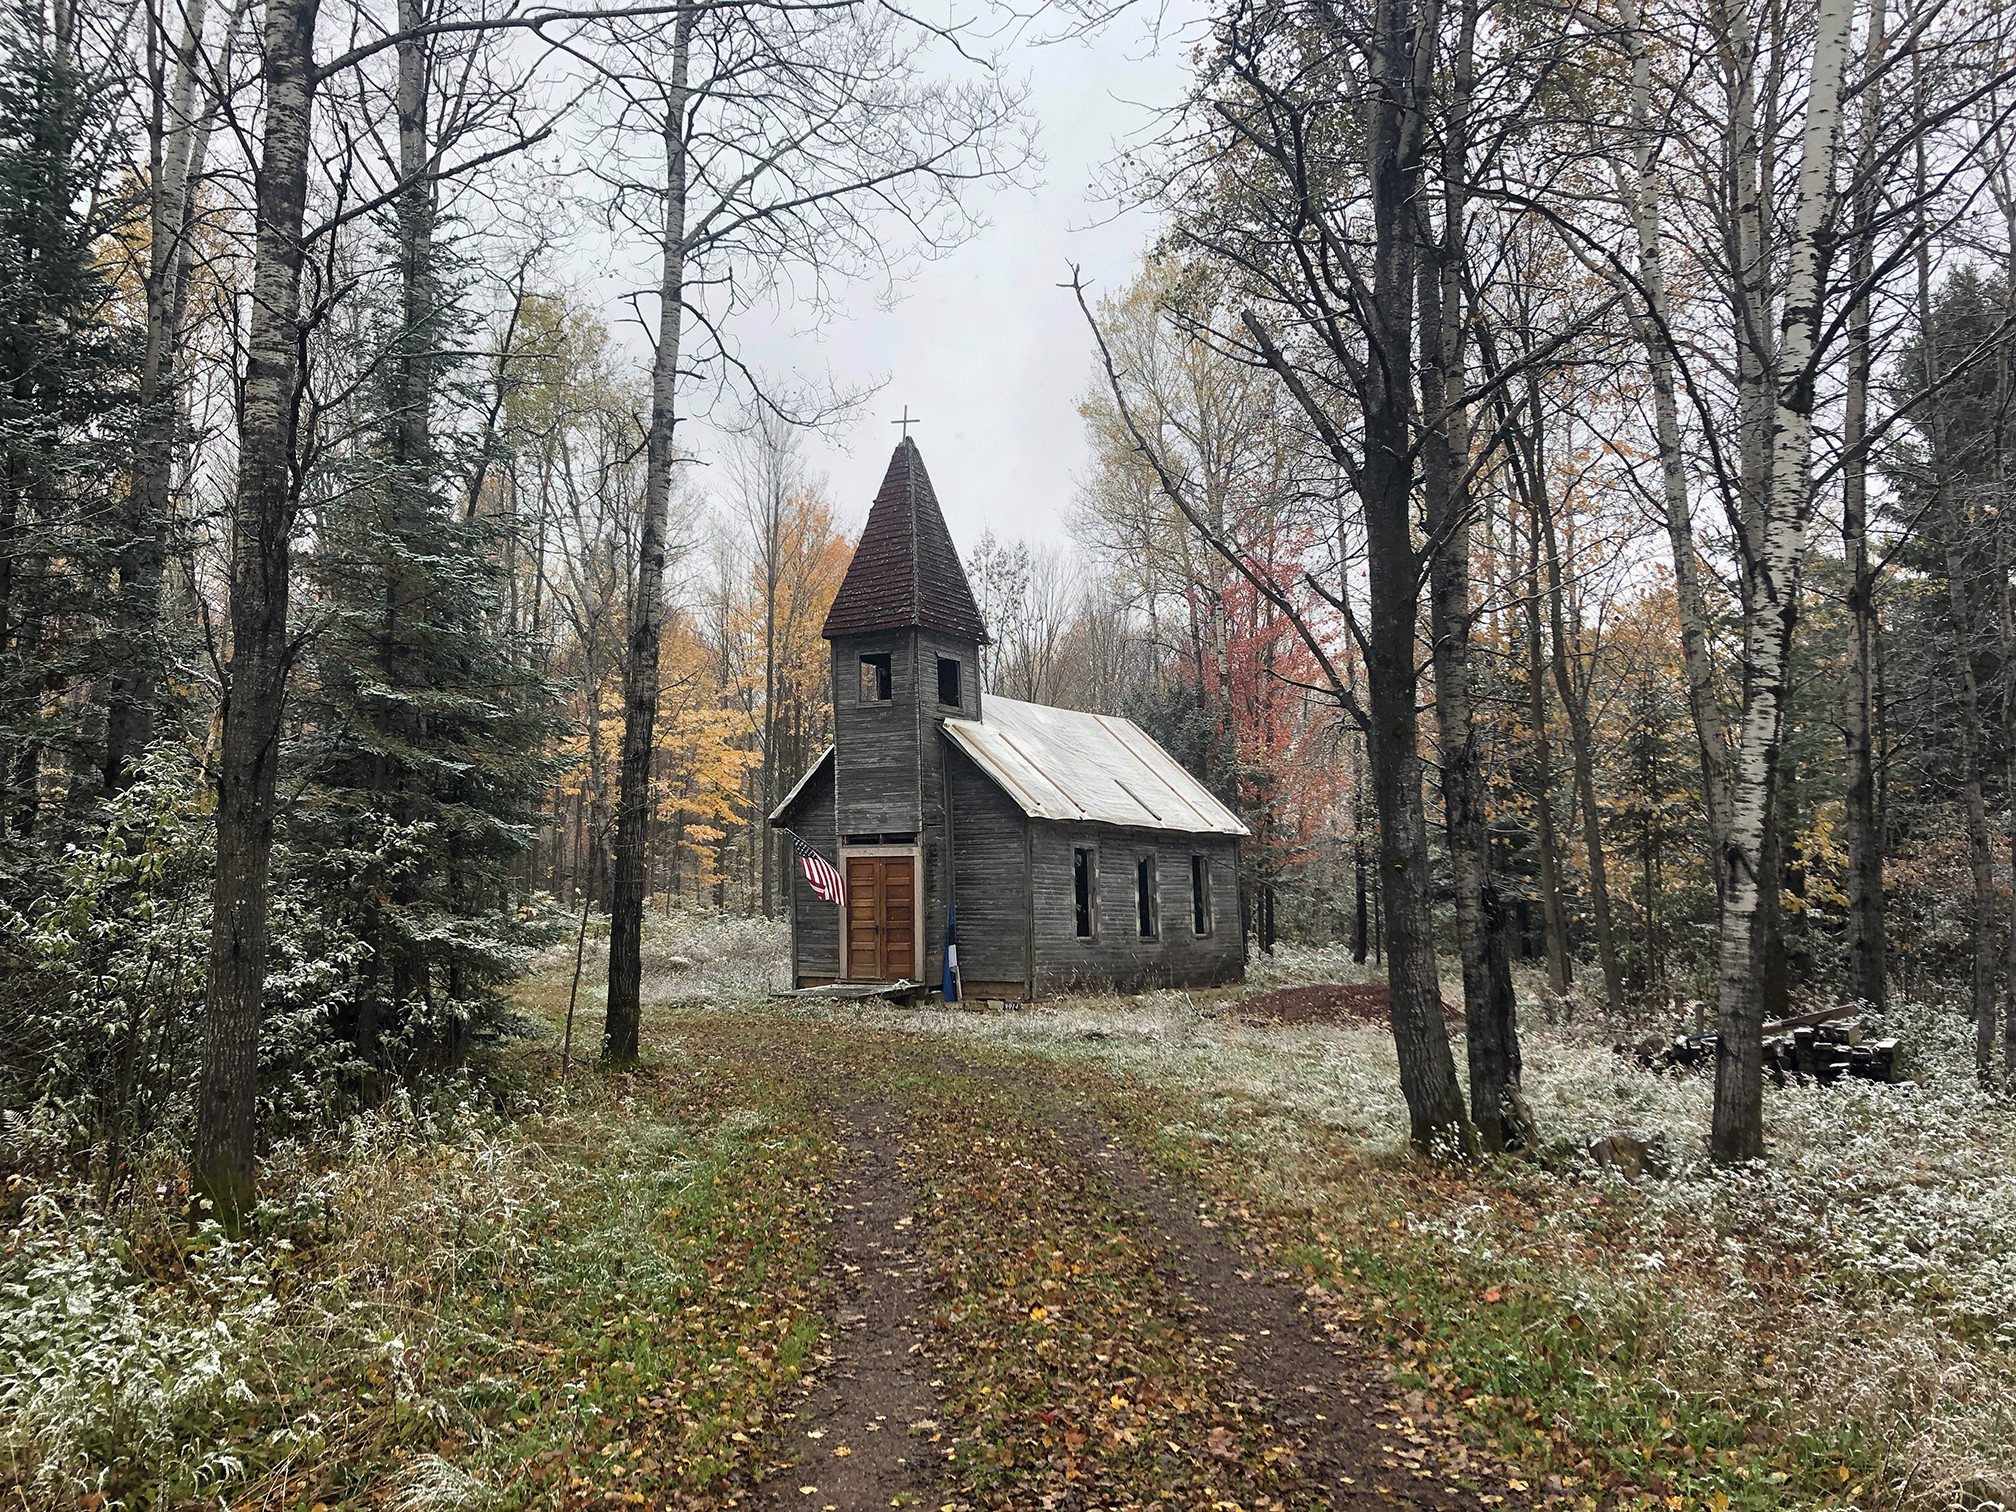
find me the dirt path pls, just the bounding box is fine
[1066,1115,1523,1510]
[713,1026,1525,1511]
[763,1101,939,1512]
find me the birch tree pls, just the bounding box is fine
[1616,0,1732,901]
[104,0,243,792]
[1706,0,1855,1163]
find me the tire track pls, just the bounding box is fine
[764,1101,939,1512]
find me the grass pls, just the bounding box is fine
[6,917,2012,1512]
[827,951,2016,1512]
[1,1031,836,1510]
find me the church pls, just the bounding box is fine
[770,436,1248,1000]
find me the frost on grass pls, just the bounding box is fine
[0,1091,711,1504]
[532,908,789,1011]
[0,1196,276,1501]
[395,1453,493,1512]
[636,911,789,1004]
[827,961,2016,1504]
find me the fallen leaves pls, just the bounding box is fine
[854,1050,1329,1512]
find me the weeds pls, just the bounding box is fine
[0,1040,831,1510]
[10,913,2012,1511]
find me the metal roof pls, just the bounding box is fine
[942,697,1250,837]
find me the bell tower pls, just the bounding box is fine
[820,437,987,981]
[822,436,988,840]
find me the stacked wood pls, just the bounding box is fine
[1614,1005,1901,1085]
[1761,1025,1899,1086]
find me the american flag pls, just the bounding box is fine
[790,833,846,905]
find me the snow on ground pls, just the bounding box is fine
[717,930,2016,1503]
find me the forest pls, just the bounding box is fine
[3,0,2016,1501]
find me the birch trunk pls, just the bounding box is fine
[605,5,694,1064]
[106,0,221,790]
[1621,0,1731,884]
[1716,0,1773,550]
[191,0,322,1218]
[1710,0,1854,1164]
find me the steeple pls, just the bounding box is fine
[823,437,989,644]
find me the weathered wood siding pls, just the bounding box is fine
[816,621,1240,996]
[943,738,1029,995]
[824,626,983,985]
[1029,824,1243,993]
[830,630,923,837]
[775,752,841,985]
[913,627,979,990]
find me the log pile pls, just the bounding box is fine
[1615,1005,1901,1086]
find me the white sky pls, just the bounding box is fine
[689,7,1206,549]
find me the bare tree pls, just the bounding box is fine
[1836,0,1891,1012]
[586,0,1030,1062]
[967,534,1082,705]
[1080,0,1484,1155]
[725,404,804,918]
[104,0,245,792]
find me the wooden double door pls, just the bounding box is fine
[846,855,916,981]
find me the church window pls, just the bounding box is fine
[1136,856,1157,938]
[1191,854,1211,935]
[859,653,892,702]
[937,656,962,708]
[1073,848,1095,937]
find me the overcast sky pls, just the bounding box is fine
[693,7,1206,550]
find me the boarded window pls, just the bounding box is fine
[1073,848,1094,937]
[859,653,892,702]
[1191,854,1210,935]
[1136,856,1156,938]
[937,656,961,707]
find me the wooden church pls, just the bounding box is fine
[771,436,1248,1000]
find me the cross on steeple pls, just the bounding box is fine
[891,406,919,439]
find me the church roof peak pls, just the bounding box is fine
[822,435,989,643]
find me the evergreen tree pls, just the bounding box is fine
[287,224,559,1094]
[0,0,140,853]
[1885,269,2016,1074]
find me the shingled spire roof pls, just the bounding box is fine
[823,436,989,643]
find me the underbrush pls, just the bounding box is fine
[538,915,2016,1508]
[0,1041,832,1510]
